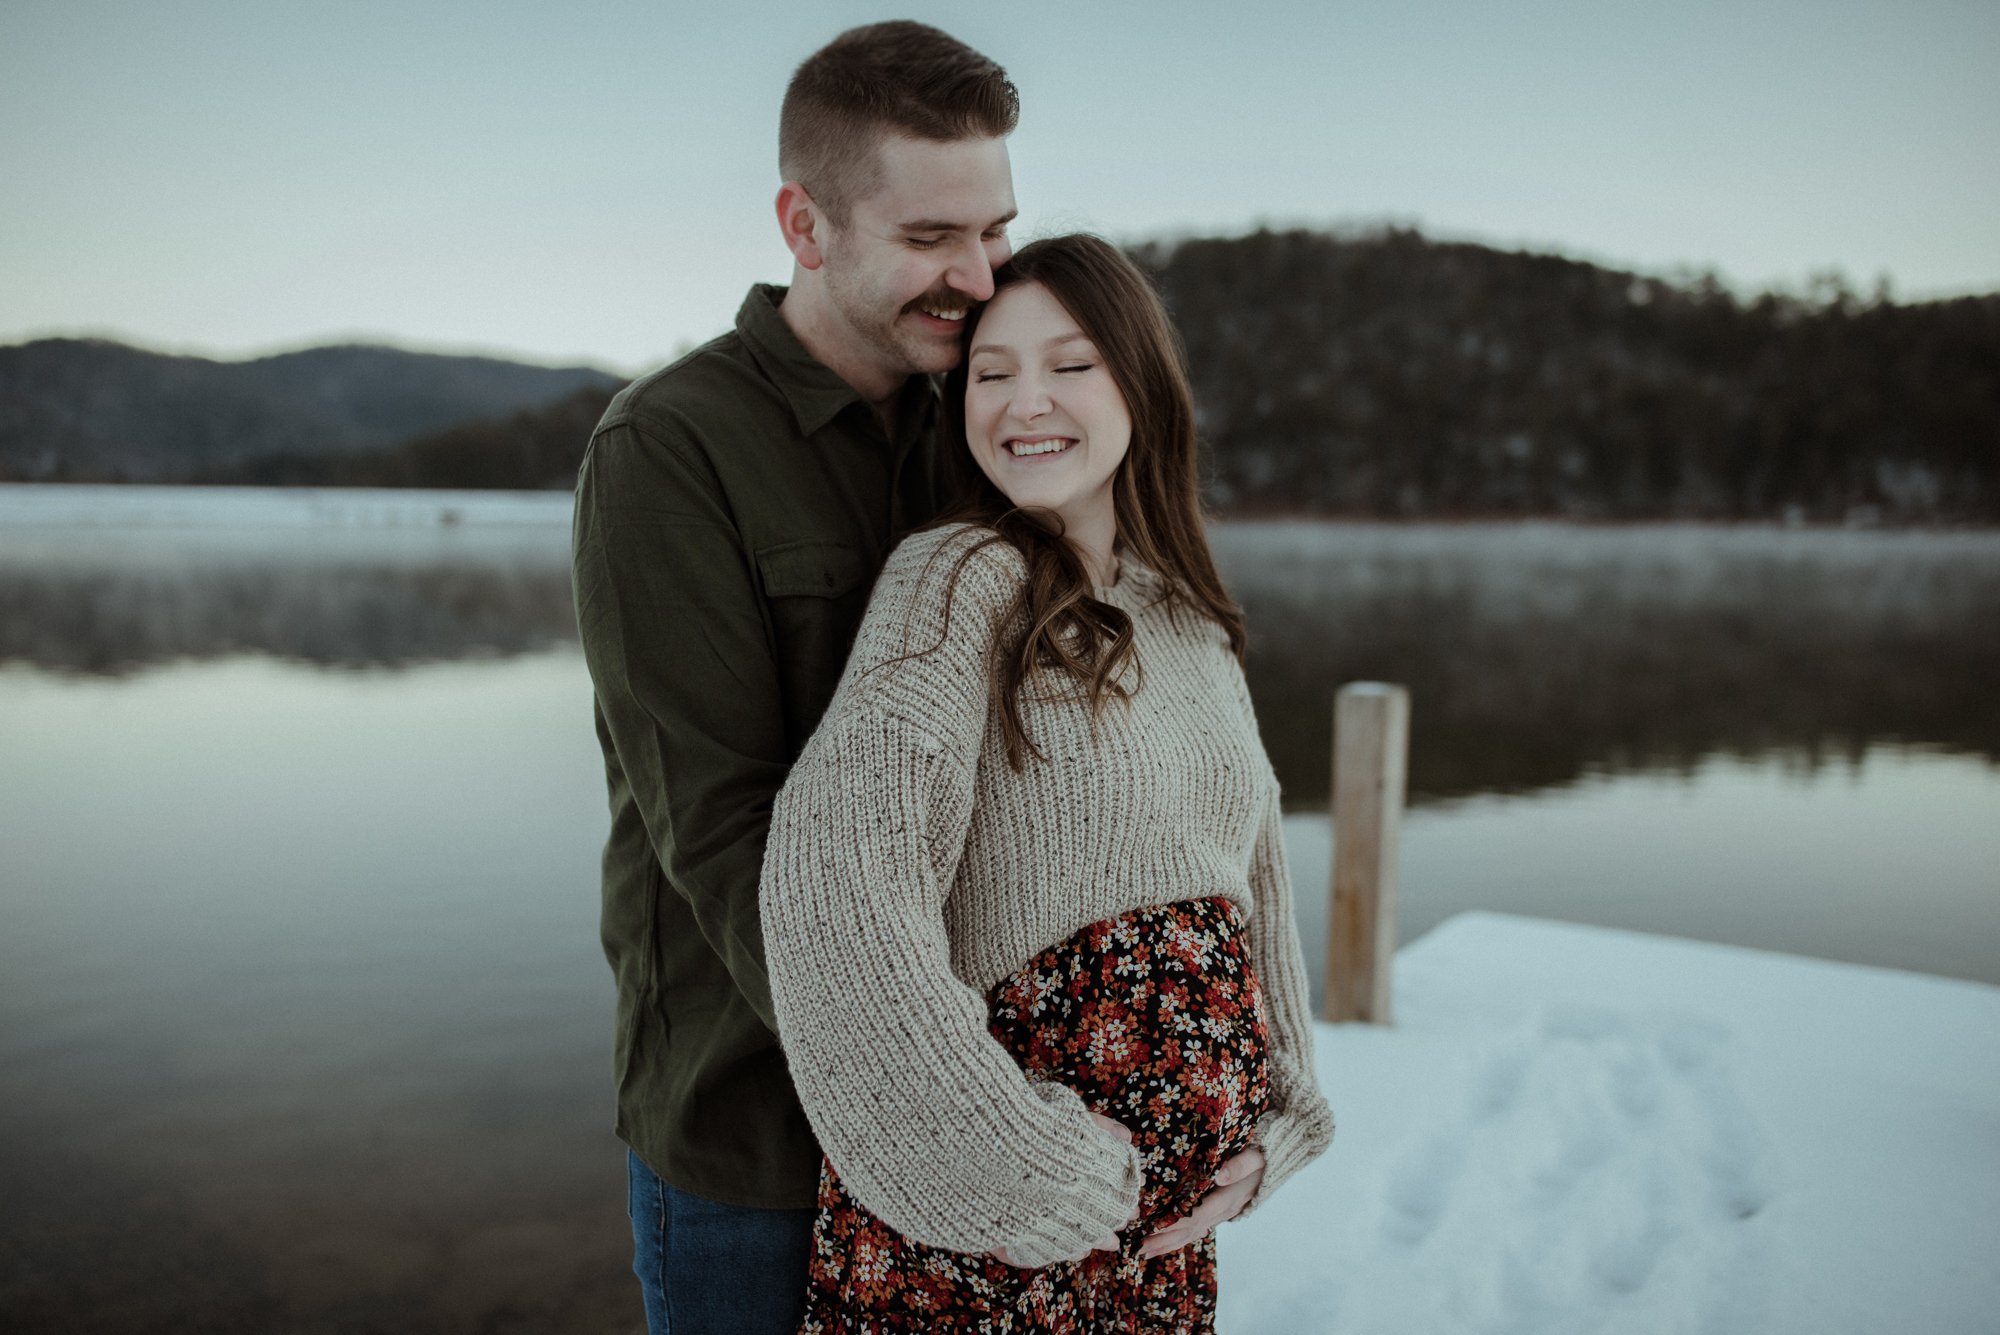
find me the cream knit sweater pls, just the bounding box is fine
[760,523,1334,1270]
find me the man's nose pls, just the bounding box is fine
[948,237,996,303]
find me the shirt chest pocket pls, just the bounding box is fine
[755,539,872,749]
[755,540,869,599]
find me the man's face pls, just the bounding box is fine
[817,134,1016,382]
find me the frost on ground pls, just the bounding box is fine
[1220,912,2000,1335]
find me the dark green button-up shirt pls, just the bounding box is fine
[572,284,943,1207]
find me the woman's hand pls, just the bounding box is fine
[990,1112,1141,1268]
[1136,1144,1265,1260]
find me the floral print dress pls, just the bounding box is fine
[799,897,1272,1332]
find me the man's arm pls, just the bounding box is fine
[573,410,789,1030]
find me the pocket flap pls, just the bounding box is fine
[756,540,867,598]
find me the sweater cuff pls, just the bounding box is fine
[1239,1093,1335,1216]
[996,1115,1144,1269]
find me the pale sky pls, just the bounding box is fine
[3,0,1996,374]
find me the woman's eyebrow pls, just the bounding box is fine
[969,332,1093,358]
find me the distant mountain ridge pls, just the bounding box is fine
[0,338,621,481]
[204,385,616,490]
[8,227,1998,520]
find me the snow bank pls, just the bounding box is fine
[1221,912,2000,1335]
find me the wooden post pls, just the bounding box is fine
[1324,682,1409,1024]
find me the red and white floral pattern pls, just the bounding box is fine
[800,897,1272,1332]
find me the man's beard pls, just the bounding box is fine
[841,287,963,377]
[818,239,968,376]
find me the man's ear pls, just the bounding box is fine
[775,182,826,271]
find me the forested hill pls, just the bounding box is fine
[12,229,1998,519]
[203,386,614,490]
[1135,228,1999,521]
[0,338,620,481]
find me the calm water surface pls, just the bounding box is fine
[3,486,1996,1332]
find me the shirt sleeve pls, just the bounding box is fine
[571,412,790,1030]
[1239,777,1337,1211]
[759,528,1144,1268]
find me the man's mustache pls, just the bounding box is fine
[903,288,977,316]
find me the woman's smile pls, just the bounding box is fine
[1004,434,1077,459]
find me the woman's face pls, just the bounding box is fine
[963,281,1131,535]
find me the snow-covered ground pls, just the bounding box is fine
[1220,910,2000,1335]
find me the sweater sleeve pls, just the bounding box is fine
[1239,778,1336,1210]
[760,527,1143,1267]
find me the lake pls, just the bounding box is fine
[2,485,1996,1333]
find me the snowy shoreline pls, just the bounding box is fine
[5,484,1999,538]
[1220,912,2000,1334]
[0,482,575,530]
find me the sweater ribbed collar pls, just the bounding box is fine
[1095,555,1165,602]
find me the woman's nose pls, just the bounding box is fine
[1010,379,1052,421]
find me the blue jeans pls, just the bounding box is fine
[626,1149,816,1335]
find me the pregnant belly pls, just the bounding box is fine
[985,897,1272,1232]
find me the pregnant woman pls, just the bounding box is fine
[759,233,1333,1331]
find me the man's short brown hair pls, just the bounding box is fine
[780,21,1018,225]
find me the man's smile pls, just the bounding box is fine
[908,297,972,334]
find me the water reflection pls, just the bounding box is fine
[0,560,577,672]
[1220,521,2000,803]
[0,654,630,1333]
[1283,745,2000,989]
[6,490,1998,807]
[0,486,576,673]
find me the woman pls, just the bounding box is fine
[759,233,1333,1331]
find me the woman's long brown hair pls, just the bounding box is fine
[924,233,1248,770]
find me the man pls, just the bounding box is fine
[570,21,1019,1334]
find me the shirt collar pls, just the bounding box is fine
[736,283,920,440]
